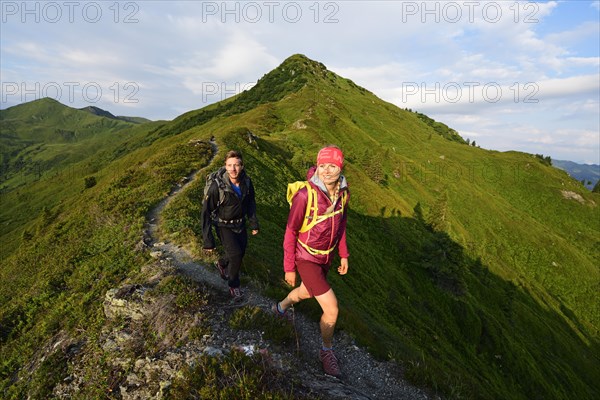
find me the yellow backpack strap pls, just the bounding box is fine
[287,181,307,206]
[299,186,319,233]
[311,189,347,224]
[287,181,319,234]
[298,239,337,256]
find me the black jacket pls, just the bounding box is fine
[201,167,259,249]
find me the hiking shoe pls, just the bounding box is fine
[229,287,243,301]
[320,349,341,377]
[214,261,228,280]
[271,302,293,321]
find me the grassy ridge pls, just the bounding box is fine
[1,54,598,399]
[163,127,597,398]
[0,118,215,397]
[0,98,168,258]
[159,55,598,398]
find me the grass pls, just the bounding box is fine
[0,116,214,397]
[229,306,296,346]
[1,54,598,399]
[168,348,314,400]
[0,98,166,258]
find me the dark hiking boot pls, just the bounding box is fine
[319,349,341,377]
[214,261,228,280]
[229,286,243,302]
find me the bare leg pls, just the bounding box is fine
[280,282,311,310]
[314,288,339,348]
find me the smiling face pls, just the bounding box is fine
[317,162,341,186]
[225,157,243,183]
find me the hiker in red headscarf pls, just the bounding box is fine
[273,145,349,378]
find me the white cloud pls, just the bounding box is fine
[203,32,279,79]
[162,32,278,97]
[546,20,600,45]
[60,49,121,67]
[537,74,600,98]
[1,0,598,162]
[565,57,600,67]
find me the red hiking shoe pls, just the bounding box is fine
[214,261,229,280]
[319,349,341,377]
[229,286,243,302]
[271,302,293,321]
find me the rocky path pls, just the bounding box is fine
[143,141,435,400]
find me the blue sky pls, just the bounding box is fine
[1,1,599,164]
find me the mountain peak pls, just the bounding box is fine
[31,97,62,106]
[79,105,117,119]
[246,53,331,100]
[153,54,346,136]
[278,53,329,76]
[1,97,62,114]
[232,54,339,106]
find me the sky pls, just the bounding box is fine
[1,0,599,164]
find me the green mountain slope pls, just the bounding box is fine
[1,54,598,399]
[0,97,165,257]
[1,97,137,197]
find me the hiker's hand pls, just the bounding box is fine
[284,271,297,287]
[251,230,259,235]
[338,258,349,275]
[203,248,215,255]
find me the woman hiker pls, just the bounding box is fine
[202,150,259,301]
[273,145,350,377]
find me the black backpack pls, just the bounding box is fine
[203,169,250,218]
[204,170,226,207]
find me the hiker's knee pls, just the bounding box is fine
[287,284,310,303]
[322,305,338,322]
[316,289,338,321]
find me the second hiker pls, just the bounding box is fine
[273,145,350,377]
[202,150,259,301]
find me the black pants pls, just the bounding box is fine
[216,227,248,288]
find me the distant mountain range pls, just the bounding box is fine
[553,159,600,190]
[79,105,152,124]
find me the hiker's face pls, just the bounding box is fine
[317,163,341,185]
[225,157,243,181]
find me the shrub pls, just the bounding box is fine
[84,176,97,189]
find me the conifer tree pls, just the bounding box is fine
[427,189,449,232]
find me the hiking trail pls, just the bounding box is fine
[143,140,436,400]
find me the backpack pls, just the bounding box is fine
[204,169,251,219]
[286,181,347,233]
[204,170,226,208]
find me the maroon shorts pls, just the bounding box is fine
[296,260,331,297]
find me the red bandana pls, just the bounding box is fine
[317,147,344,168]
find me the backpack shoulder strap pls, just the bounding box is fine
[287,181,309,205]
[287,181,319,233]
[205,171,226,207]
